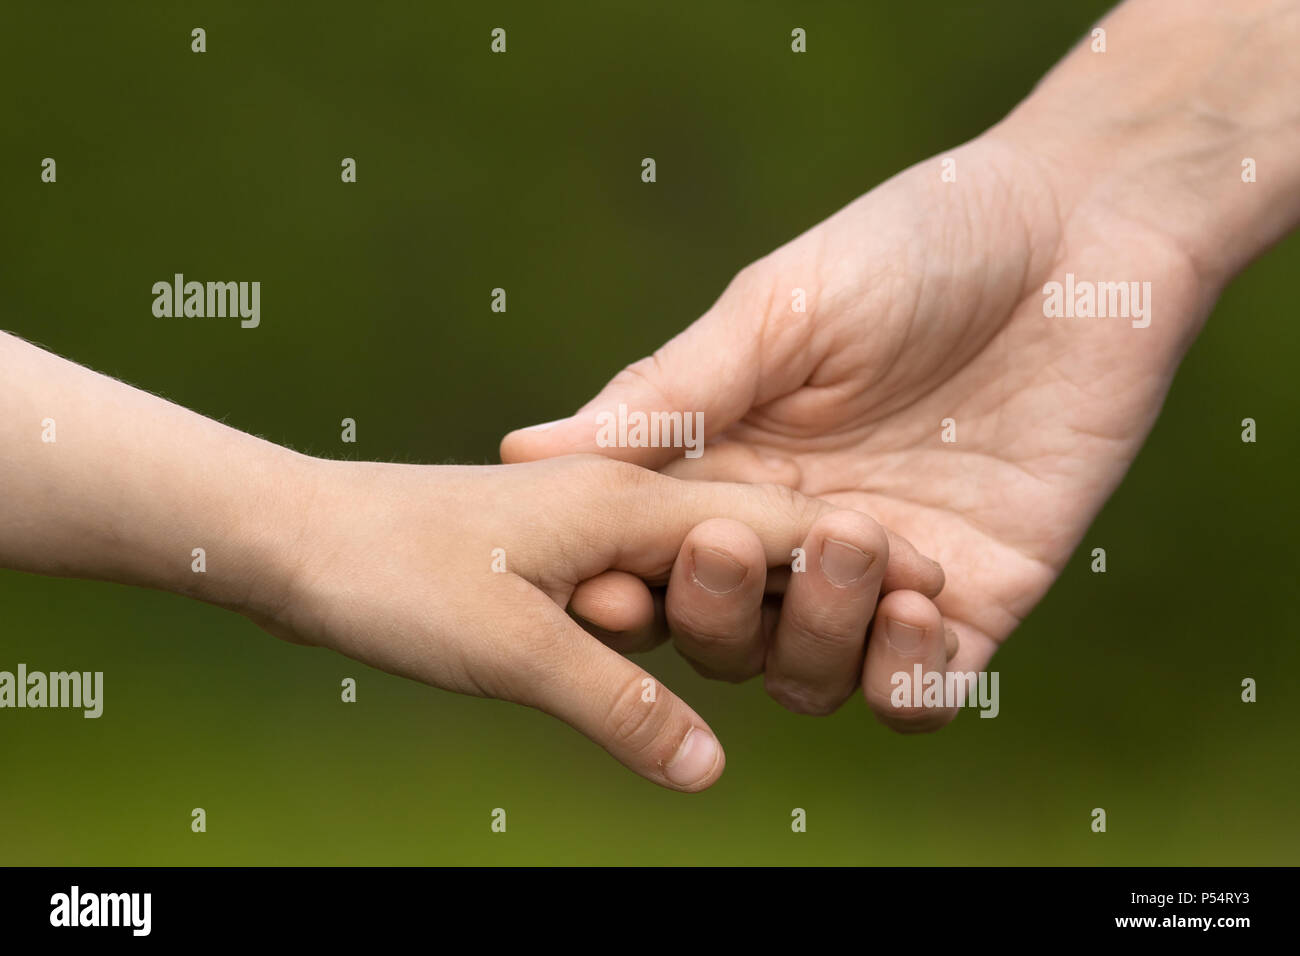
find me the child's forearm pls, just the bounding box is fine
[0,331,949,789]
[0,331,306,619]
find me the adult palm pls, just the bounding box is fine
[502,131,1208,714]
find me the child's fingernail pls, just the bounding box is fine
[886,619,927,654]
[522,417,570,432]
[692,547,746,594]
[820,538,875,586]
[664,727,720,786]
[944,624,960,660]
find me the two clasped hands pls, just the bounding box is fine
[4,0,1297,790]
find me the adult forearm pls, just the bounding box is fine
[993,0,1300,290]
[0,332,307,618]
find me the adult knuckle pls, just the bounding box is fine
[866,687,955,734]
[667,604,751,651]
[611,355,680,412]
[785,601,862,651]
[766,678,844,716]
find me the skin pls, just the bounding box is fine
[503,0,1300,731]
[6,0,1297,796]
[0,331,939,792]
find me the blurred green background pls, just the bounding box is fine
[2,1,1296,865]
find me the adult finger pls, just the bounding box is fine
[664,518,768,682]
[861,590,956,733]
[569,570,666,654]
[500,265,812,469]
[764,510,889,714]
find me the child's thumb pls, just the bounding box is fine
[507,596,725,792]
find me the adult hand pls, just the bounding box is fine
[503,0,1300,729]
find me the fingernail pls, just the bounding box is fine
[692,547,747,594]
[664,727,720,786]
[522,417,570,432]
[820,538,875,586]
[886,619,927,654]
[944,625,960,660]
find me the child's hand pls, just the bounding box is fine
[255,454,941,790]
[0,332,943,791]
